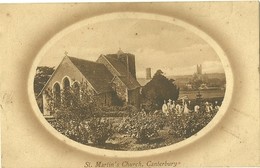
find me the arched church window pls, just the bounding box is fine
[53,82,61,107]
[63,77,70,90]
[62,77,71,106]
[72,81,80,101]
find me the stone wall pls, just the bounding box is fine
[128,88,141,108]
[94,92,113,107]
[112,77,127,104]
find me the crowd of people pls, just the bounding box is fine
[161,98,220,116]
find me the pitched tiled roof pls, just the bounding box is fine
[68,56,114,94]
[104,54,128,76]
[104,55,141,90]
[118,76,141,90]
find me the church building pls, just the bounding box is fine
[37,50,141,116]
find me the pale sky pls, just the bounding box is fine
[39,18,224,77]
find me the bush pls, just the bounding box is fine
[87,118,114,145]
[50,110,115,145]
[50,119,90,144]
[168,110,217,138]
[100,105,138,113]
[45,83,114,145]
[116,111,166,143]
[95,105,138,117]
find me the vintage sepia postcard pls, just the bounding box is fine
[1,2,259,168]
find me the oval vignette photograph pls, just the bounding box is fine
[32,14,227,151]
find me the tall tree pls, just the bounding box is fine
[34,66,55,96]
[141,70,179,111]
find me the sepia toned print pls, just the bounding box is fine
[32,13,228,151]
[2,3,259,167]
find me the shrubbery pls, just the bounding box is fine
[45,83,115,145]
[167,110,217,138]
[116,112,167,143]
[50,117,113,145]
[93,105,138,117]
[36,64,222,150]
[114,107,217,144]
[44,81,218,148]
[49,99,218,146]
[87,118,114,145]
